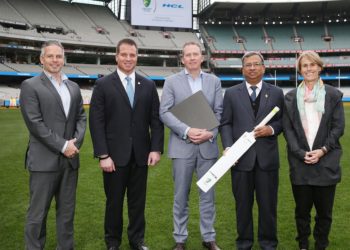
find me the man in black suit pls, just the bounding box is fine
[89,38,164,250]
[220,51,284,250]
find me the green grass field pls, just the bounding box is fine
[0,108,349,250]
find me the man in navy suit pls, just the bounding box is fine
[220,51,284,250]
[89,38,164,250]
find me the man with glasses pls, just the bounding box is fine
[220,51,284,250]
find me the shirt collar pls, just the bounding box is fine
[245,80,262,90]
[184,68,203,78]
[44,70,68,83]
[117,68,135,82]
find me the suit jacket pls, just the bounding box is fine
[20,72,86,171]
[89,70,164,166]
[159,70,223,159]
[220,81,284,171]
[283,84,345,185]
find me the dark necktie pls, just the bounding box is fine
[125,76,134,106]
[250,86,257,102]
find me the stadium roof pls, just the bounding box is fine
[198,0,350,24]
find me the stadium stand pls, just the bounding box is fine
[327,23,350,49]
[235,25,271,51]
[1,0,350,107]
[0,0,27,23]
[4,63,42,73]
[264,25,300,51]
[295,24,329,50]
[0,63,15,72]
[202,25,242,51]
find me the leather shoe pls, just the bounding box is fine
[130,242,149,250]
[202,241,221,250]
[107,247,119,250]
[173,242,185,250]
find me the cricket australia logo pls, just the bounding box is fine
[142,0,156,13]
[205,177,212,184]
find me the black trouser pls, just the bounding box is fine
[103,156,148,248]
[292,184,336,250]
[231,163,279,250]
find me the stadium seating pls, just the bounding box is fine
[0,0,27,23]
[203,23,350,52]
[327,23,350,49]
[264,25,300,51]
[0,0,202,50]
[295,24,329,50]
[4,63,42,73]
[203,25,242,51]
[235,25,270,51]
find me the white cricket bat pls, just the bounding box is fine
[196,106,280,193]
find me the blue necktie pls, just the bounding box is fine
[125,76,134,106]
[250,86,257,102]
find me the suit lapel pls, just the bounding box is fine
[239,82,255,119]
[40,73,66,118]
[133,73,143,108]
[180,70,193,98]
[112,71,132,108]
[287,92,309,148]
[201,73,211,100]
[256,82,270,120]
[65,81,75,119]
[313,89,329,146]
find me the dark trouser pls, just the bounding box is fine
[231,164,278,250]
[292,184,336,250]
[103,156,148,248]
[25,167,78,250]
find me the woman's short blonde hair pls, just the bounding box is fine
[297,50,324,72]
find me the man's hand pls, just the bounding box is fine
[187,128,213,144]
[304,149,324,164]
[254,125,273,138]
[99,157,116,172]
[63,138,79,158]
[148,151,161,166]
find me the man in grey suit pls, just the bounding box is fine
[160,42,223,250]
[220,51,284,250]
[20,40,86,250]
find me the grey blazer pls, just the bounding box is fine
[220,81,284,171]
[20,73,86,171]
[283,84,345,185]
[159,70,223,159]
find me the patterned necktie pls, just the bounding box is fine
[250,86,257,102]
[125,76,134,106]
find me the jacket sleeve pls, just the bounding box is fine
[73,85,87,149]
[89,81,108,157]
[220,89,234,148]
[149,81,164,153]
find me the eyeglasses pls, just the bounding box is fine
[243,62,264,68]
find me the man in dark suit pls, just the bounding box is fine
[89,38,164,250]
[220,51,284,250]
[20,40,86,250]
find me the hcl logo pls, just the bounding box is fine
[162,3,184,8]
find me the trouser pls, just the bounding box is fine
[292,184,336,250]
[25,167,78,250]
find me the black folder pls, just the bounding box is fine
[169,91,220,130]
